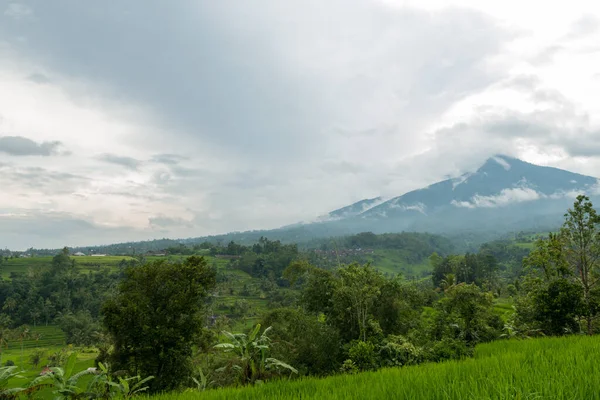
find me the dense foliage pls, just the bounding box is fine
[0,248,121,328]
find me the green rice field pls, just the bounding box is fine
[149,335,600,400]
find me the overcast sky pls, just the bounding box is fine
[1,0,600,249]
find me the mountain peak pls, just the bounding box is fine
[477,155,520,173]
[323,155,599,228]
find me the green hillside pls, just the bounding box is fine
[150,335,600,400]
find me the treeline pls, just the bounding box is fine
[310,232,455,264]
[0,249,121,342]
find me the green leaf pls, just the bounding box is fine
[266,358,298,374]
[249,324,261,341]
[64,353,78,379]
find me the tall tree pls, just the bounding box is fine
[335,264,384,342]
[561,195,600,334]
[102,256,216,392]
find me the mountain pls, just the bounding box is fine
[42,155,600,253]
[321,197,385,221]
[315,155,600,237]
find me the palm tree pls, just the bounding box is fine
[16,326,30,368]
[440,273,456,292]
[2,298,17,314]
[214,323,297,384]
[0,328,11,366]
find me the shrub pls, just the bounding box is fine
[428,338,472,362]
[347,341,377,372]
[339,359,358,374]
[379,335,424,367]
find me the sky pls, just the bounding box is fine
[1,0,600,250]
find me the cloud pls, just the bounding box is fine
[566,15,600,40]
[4,3,33,21]
[0,163,86,195]
[150,154,187,165]
[452,187,543,208]
[390,201,428,215]
[492,156,511,171]
[27,73,51,84]
[0,210,142,250]
[97,153,141,170]
[452,184,596,209]
[0,1,509,165]
[0,1,599,249]
[0,136,64,156]
[149,215,194,229]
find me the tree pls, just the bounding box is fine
[29,349,46,369]
[102,256,216,392]
[0,327,10,366]
[335,264,384,342]
[260,308,342,375]
[16,326,29,368]
[561,195,600,334]
[433,283,502,345]
[533,278,583,335]
[521,196,600,335]
[57,311,99,346]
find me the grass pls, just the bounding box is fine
[365,249,431,278]
[149,335,600,400]
[493,298,515,321]
[1,326,65,364]
[514,242,536,250]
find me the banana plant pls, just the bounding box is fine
[87,362,153,399]
[28,352,97,399]
[190,367,214,392]
[215,324,297,384]
[0,366,25,399]
[106,375,154,399]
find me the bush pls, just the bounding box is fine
[260,308,342,376]
[339,359,358,374]
[347,341,377,372]
[379,335,424,367]
[29,349,47,368]
[428,338,472,362]
[4,360,14,367]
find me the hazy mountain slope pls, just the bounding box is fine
[323,197,385,221]
[360,155,597,220]
[315,155,599,237]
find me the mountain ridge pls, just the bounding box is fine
[322,155,598,225]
